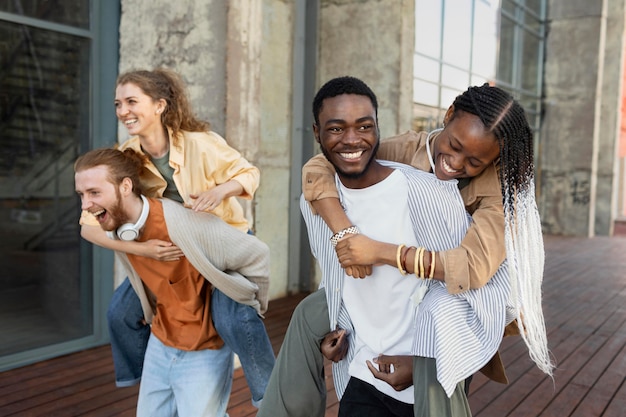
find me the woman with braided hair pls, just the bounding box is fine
[258,83,552,417]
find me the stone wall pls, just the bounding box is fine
[117,0,296,299]
[317,0,415,138]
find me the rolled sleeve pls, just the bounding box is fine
[208,132,260,200]
[302,154,339,208]
[439,247,470,294]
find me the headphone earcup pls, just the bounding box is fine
[114,195,150,241]
[116,224,140,241]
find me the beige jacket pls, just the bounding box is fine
[119,129,259,233]
[117,198,270,325]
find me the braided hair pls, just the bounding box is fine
[450,84,534,211]
[451,84,555,377]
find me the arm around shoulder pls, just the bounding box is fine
[441,194,506,294]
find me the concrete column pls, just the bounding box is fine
[540,0,625,236]
[316,0,415,138]
[225,0,263,229]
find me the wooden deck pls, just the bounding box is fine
[0,234,625,417]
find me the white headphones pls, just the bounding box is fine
[106,195,150,241]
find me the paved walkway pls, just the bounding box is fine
[0,235,624,416]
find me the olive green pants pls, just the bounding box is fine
[256,289,472,417]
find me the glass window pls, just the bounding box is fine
[0,0,89,29]
[0,19,91,358]
[442,1,472,68]
[414,0,546,135]
[414,54,440,83]
[415,0,442,58]
[526,0,542,14]
[413,79,439,107]
[522,31,541,93]
[498,15,515,85]
[472,1,499,81]
[441,65,470,93]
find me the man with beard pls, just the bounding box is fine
[257,76,512,417]
[74,147,270,417]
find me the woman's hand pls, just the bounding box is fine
[335,234,380,269]
[189,180,244,212]
[189,187,228,212]
[139,239,184,261]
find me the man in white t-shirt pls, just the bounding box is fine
[258,76,510,417]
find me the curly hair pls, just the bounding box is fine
[116,68,210,146]
[312,76,379,126]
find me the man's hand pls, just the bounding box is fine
[320,329,349,362]
[366,354,414,391]
[345,265,373,279]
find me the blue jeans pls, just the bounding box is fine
[137,333,233,417]
[106,278,149,388]
[107,277,275,405]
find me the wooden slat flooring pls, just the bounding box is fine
[0,234,625,417]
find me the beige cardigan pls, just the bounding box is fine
[117,198,270,325]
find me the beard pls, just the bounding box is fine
[320,140,380,180]
[102,188,131,232]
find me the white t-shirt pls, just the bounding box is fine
[340,169,420,404]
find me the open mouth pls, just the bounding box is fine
[92,208,106,222]
[441,157,460,175]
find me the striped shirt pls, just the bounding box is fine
[300,161,513,398]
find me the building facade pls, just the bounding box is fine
[0,0,624,372]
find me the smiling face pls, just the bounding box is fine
[433,109,501,181]
[313,94,381,188]
[114,82,165,138]
[75,165,130,232]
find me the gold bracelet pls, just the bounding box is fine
[419,247,425,279]
[428,250,436,279]
[396,244,407,275]
[413,247,421,278]
[414,247,424,279]
[402,246,415,274]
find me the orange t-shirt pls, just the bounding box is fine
[127,198,223,351]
